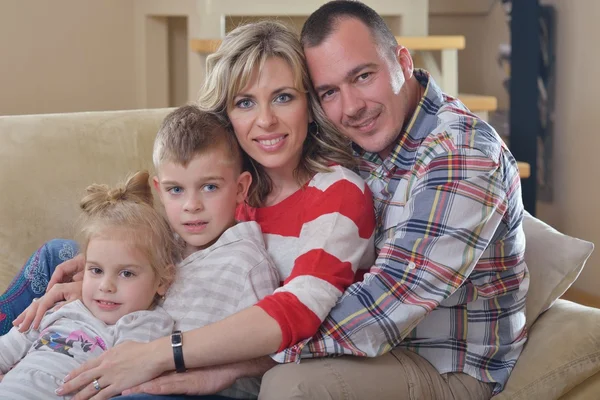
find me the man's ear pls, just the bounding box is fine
[152,176,164,204]
[236,171,252,204]
[395,45,414,81]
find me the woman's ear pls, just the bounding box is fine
[236,171,252,204]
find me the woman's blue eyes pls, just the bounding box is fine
[275,93,292,103]
[235,93,293,109]
[236,99,254,109]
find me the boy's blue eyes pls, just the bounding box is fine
[167,185,218,194]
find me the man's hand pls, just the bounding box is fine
[122,357,277,396]
[47,253,85,291]
[121,366,238,396]
[13,281,83,332]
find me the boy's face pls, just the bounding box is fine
[153,146,251,258]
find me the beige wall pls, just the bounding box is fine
[429,0,510,109]
[0,0,136,116]
[535,0,599,295]
[1,0,597,293]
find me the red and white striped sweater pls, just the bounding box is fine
[236,165,376,351]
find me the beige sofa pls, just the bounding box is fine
[1,109,599,399]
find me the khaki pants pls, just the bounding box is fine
[259,349,494,400]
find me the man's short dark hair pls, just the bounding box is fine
[301,0,397,55]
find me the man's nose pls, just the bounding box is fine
[341,87,366,119]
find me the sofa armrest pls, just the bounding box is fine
[496,299,600,400]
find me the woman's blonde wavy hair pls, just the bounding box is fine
[77,171,180,289]
[197,20,356,207]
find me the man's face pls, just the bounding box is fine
[305,18,411,158]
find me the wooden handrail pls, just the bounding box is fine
[190,35,465,54]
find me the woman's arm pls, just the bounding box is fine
[59,169,374,400]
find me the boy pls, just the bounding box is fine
[152,105,280,399]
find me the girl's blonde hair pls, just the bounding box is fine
[198,20,356,206]
[77,171,179,288]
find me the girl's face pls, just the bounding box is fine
[81,234,167,325]
[227,57,309,178]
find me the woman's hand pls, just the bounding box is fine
[121,366,238,396]
[56,340,168,400]
[47,253,85,291]
[13,281,82,332]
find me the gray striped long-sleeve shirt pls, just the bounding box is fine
[0,300,173,399]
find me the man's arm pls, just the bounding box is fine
[122,356,276,396]
[276,144,522,361]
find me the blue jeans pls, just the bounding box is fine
[0,239,78,335]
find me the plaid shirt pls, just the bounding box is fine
[273,71,529,394]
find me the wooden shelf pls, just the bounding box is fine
[459,93,498,112]
[190,35,465,54]
[517,162,530,179]
[397,35,465,51]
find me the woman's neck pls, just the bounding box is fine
[263,165,308,207]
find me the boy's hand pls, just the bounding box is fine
[13,281,83,332]
[47,253,85,291]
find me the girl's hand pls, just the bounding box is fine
[56,340,167,400]
[13,281,82,332]
[47,253,85,291]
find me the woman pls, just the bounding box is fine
[2,21,375,400]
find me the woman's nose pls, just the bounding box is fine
[256,106,277,129]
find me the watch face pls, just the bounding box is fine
[172,333,183,345]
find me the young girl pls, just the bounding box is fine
[0,171,177,399]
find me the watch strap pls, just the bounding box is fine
[171,330,186,373]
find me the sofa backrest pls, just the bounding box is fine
[0,108,173,290]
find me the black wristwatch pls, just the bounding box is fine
[171,330,186,373]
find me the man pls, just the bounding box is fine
[40,1,528,399]
[256,2,528,399]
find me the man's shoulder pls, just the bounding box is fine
[418,98,505,163]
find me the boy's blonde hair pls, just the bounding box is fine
[153,105,243,172]
[197,20,356,207]
[77,171,179,287]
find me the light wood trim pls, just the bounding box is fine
[517,162,530,179]
[191,35,465,54]
[190,39,222,54]
[458,93,498,112]
[397,36,465,51]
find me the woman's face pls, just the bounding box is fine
[227,57,309,177]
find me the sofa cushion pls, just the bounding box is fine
[523,212,594,328]
[0,108,173,293]
[496,300,600,400]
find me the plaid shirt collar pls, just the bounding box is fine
[352,70,444,172]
